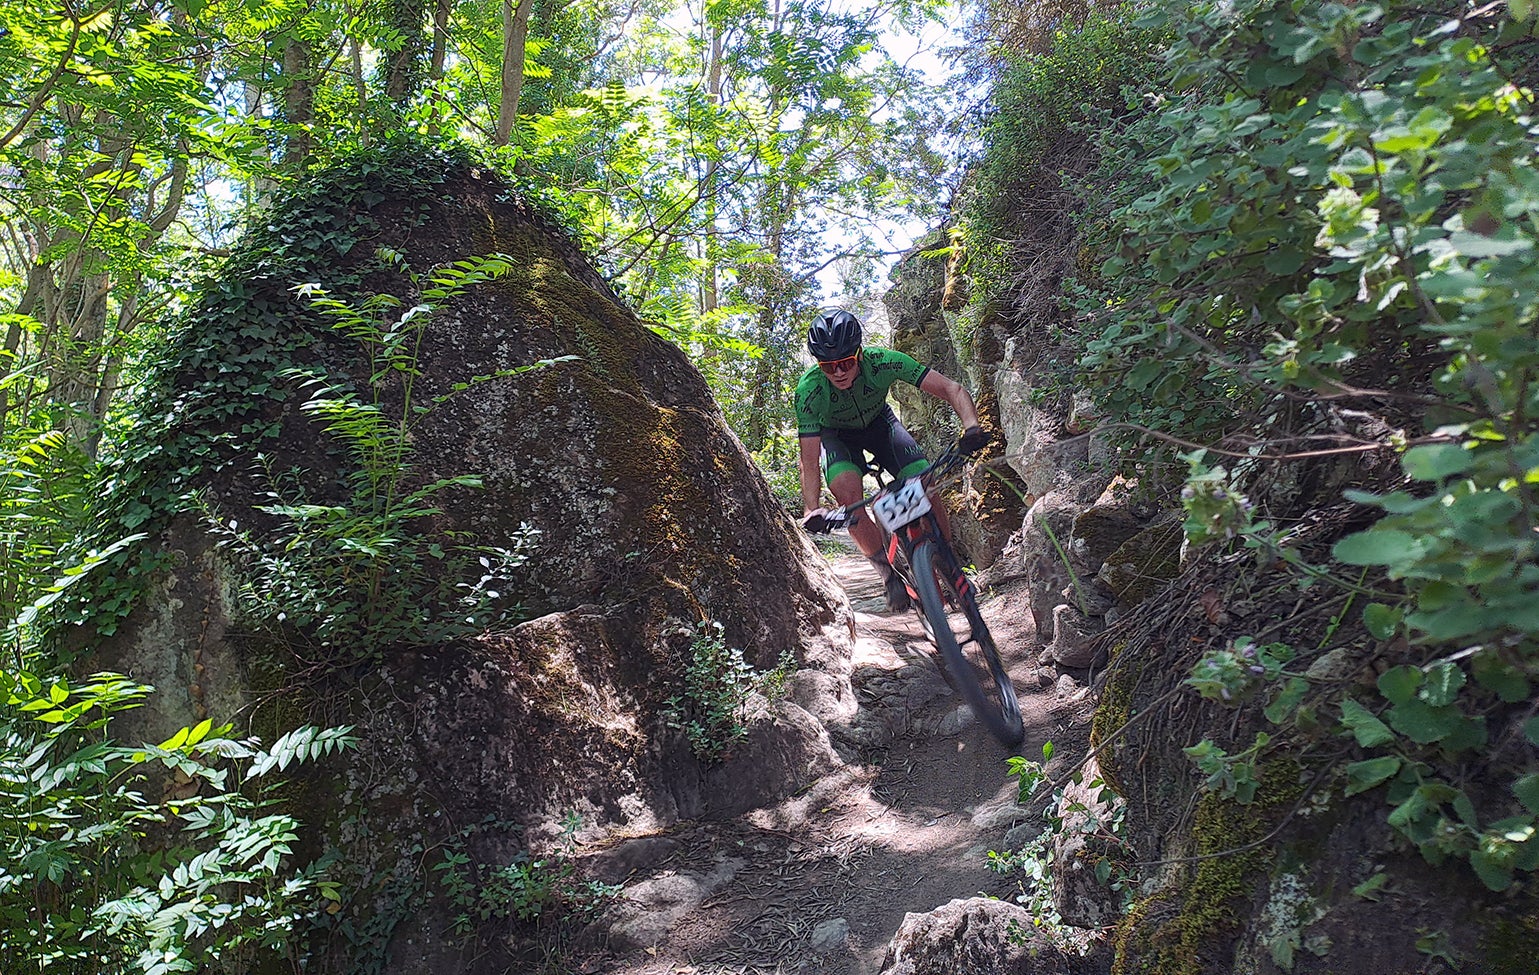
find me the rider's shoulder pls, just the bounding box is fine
[863,346,924,370]
[794,364,827,397]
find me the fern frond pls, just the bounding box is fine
[244,725,357,781]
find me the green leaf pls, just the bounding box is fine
[1385,699,1463,745]
[1402,444,1473,480]
[1449,231,1532,258]
[1526,717,1539,747]
[1406,601,1489,640]
[1345,756,1402,795]
[1363,603,1402,640]
[1377,665,1422,705]
[1469,848,1514,892]
[1514,774,1539,814]
[1352,872,1389,901]
[1471,655,1530,702]
[1265,677,1309,725]
[1333,529,1418,566]
[1419,662,1466,707]
[187,718,214,746]
[1264,247,1305,274]
[1340,699,1395,747]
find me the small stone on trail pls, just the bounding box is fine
[1003,820,1044,850]
[810,917,850,955]
[939,704,975,736]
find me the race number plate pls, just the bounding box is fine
[871,477,931,532]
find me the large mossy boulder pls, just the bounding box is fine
[76,142,854,973]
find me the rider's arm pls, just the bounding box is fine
[798,434,825,515]
[918,371,981,429]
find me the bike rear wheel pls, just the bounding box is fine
[910,539,1025,747]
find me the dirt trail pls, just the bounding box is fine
[577,546,1094,975]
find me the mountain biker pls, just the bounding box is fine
[795,308,991,612]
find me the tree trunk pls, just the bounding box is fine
[384,0,431,105]
[430,0,451,79]
[350,39,370,145]
[700,24,724,315]
[282,36,315,169]
[495,0,534,146]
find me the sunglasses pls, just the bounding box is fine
[818,353,860,376]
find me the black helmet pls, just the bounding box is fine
[807,309,862,361]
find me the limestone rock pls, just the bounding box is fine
[1047,604,1105,670]
[702,696,843,819]
[1020,491,1082,641]
[878,897,1086,975]
[601,858,743,952]
[1051,758,1127,929]
[810,917,851,956]
[1095,516,1184,606]
[885,235,1026,569]
[87,153,858,974]
[1068,477,1150,578]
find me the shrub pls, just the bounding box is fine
[664,620,794,761]
[0,669,353,973]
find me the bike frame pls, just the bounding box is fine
[845,449,976,617]
[804,443,1024,746]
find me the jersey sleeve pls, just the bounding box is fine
[865,347,929,391]
[794,369,824,436]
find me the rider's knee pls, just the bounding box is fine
[828,471,864,505]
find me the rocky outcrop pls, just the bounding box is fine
[884,232,1027,569]
[1050,758,1127,929]
[879,897,1101,975]
[84,149,856,974]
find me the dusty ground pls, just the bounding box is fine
[570,545,1099,975]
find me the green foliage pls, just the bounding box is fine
[1068,0,1539,452]
[664,620,794,762]
[0,429,97,659]
[37,138,477,647]
[431,813,620,936]
[1185,630,1539,891]
[0,668,354,973]
[1186,636,1296,706]
[990,741,1132,937]
[1004,0,1539,899]
[962,5,1166,303]
[1183,733,1271,805]
[212,247,563,660]
[752,437,803,516]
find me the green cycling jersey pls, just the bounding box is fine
[794,347,929,436]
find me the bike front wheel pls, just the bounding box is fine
[910,540,1025,747]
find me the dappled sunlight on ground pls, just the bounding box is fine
[583,546,1088,975]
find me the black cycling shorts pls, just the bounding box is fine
[819,405,928,487]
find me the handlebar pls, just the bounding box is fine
[801,441,969,535]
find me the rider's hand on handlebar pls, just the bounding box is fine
[959,425,991,456]
[802,508,831,534]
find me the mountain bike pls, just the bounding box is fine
[804,442,1025,747]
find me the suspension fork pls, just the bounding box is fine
[894,516,973,604]
[886,515,953,595]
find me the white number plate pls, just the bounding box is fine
[871,478,931,532]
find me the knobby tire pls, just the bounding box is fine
[910,540,1025,747]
